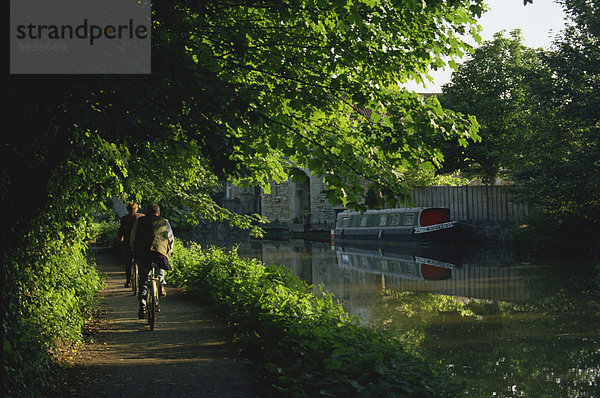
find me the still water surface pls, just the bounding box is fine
[190,233,600,397]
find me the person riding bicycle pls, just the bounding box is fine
[117,201,144,288]
[130,202,174,319]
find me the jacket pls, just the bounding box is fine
[130,214,174,260]
[118,212,143,245]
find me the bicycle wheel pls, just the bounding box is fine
[147,280,157,330]
[131,261,139,296]
[153,279,160,322]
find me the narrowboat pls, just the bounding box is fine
[333,207,457,244]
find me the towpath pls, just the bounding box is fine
[58,247,261,397]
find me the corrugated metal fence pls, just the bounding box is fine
[409,186,528,224]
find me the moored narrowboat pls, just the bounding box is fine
[333,207,457,244]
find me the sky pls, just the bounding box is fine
[404,0,567,93]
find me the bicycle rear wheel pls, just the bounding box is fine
[131,261,139,296]
[147,280,157,330]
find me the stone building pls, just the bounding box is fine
[214,170,343,233]
[260,169,344,232]
[214,182,261,216]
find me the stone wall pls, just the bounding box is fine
[309,176,342,229]
[261,180,293,224]
[218,183,260,215]
[260,174,343,228]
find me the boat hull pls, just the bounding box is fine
[334,225,457,245]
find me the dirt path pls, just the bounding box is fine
[62,248,261,397]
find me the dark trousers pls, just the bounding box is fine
[121,245,135,282]
[137,251,169,303]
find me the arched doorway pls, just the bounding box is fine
[293,172,311,224]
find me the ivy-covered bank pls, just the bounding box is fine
[169,240,464,397]
[2,219,104,396]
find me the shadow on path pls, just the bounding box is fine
[66,248,261,397]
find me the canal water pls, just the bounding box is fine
[186,232,600,397]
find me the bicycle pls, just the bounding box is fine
[146,264,160,331]
[130,258,139,296]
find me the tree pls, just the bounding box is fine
[437,29,550,183]
[436,1,600,252]
[511,0,600,251]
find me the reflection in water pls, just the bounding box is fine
[186,233,600,397]
[332,244,535,303]
[335,245,456,281]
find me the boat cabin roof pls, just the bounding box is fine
[338,207,448,216]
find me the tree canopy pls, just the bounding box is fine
[3,0,485,246]
[437,29,550,183]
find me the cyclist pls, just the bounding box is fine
[130,203,174,319]
[117,201,143,287]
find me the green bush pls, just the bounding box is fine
[2,220,102,396]
[170,240,464,397]
[87,221,120,247]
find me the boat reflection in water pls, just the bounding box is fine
[334,244,457,281]
[328,242,532,307]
